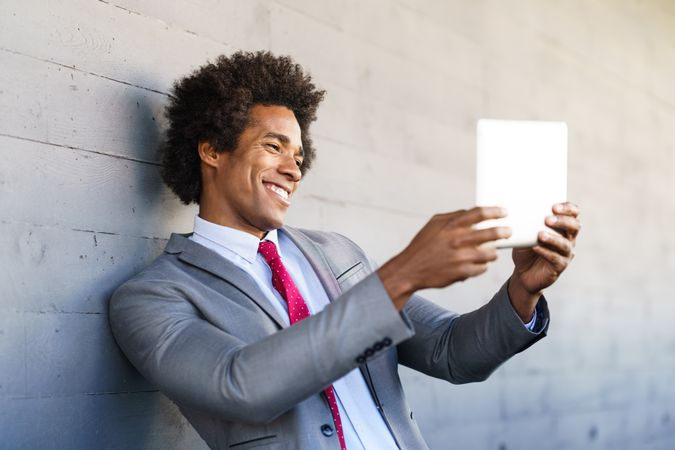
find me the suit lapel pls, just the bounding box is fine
[281,227,342,302]
[168,227,352,327]
[167,233,287,328]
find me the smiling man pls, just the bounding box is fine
[197,104,303,236]
[109,51,580,450]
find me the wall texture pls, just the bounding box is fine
[1,1,674,449]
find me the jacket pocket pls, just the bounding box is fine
[229,434,278,449]
[336,261,364,285]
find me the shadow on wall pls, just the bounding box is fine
[1,83,204,447]
[73,85,204,448]
[95,86,202,447]
[123,84,177,236]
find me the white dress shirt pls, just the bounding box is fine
[190,215,399,450]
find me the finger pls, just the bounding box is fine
[453,206,508,227]
[415,210,468,241]
[453,226,512,247]
[448,247,497,266]
[538,230,573,256]
[456,262,490,281]
[474,249,499,264]
[532,245,568,273]
[553,202,580,217]
[545,215,581,240]
[431,210,467,222]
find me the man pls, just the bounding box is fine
[109,51,580,449]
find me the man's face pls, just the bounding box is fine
[204,104,304,237]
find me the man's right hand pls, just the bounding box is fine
[377,207,511,311]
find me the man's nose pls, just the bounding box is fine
[279,155,302,181]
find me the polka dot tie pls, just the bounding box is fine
[258,240,346,450]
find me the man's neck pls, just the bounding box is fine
[197,210,266,239]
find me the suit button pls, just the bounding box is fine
[365,348,374,357]
[373,342,383,351]
[321,424,334,436]
[355,355,366,364]
[382,337,392,346]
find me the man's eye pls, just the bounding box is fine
[267,143,280,152]
[295,160,303,167]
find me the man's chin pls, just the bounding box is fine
[256,215,286,233]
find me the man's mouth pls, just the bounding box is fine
[263,182,291,204]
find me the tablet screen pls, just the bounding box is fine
[475,119,567,248]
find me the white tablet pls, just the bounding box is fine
[475,119,567,248]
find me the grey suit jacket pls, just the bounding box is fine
[109,226,548,449]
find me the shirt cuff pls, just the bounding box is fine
[524,308,537,331]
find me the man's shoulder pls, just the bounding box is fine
[112,234,197,294]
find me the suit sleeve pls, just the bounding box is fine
[109,269,414,424]
[328,231,549,385]
[396,282,549,384]
[328,230,550,385]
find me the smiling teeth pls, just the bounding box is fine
[266,184,289,200]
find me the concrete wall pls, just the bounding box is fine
[1,0,674,449]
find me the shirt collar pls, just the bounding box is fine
[192,215,282,264]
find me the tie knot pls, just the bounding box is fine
[258,240,280,264]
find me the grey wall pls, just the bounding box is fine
[1,1,674,449]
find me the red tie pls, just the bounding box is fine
[258,240,347,450]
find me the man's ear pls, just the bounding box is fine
[197,140,220,168]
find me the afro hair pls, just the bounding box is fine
[159,51,325,204]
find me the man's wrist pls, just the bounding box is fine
[507,274,541,323]
[377,255,416,311]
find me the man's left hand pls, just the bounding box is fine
[508,202,581,322]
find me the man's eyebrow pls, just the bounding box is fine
[264,132,304,156]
